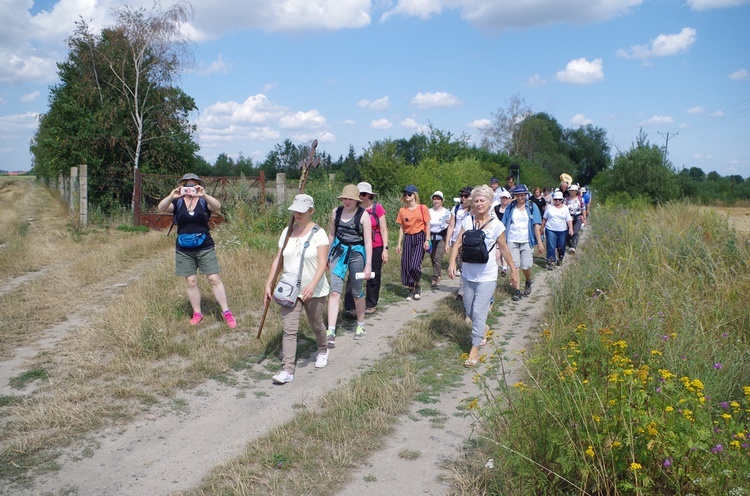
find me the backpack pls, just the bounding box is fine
[461,217,496,264]
[334,206,365,244]
[167,197,208,236]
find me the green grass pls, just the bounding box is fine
[8,369,48,389]
[455,202,750,495]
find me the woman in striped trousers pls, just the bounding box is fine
[396,184,430,301]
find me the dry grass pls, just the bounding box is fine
[704,205,750,234]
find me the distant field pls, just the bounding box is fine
[709,206,750,235]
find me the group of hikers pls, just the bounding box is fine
[158,172,589,384]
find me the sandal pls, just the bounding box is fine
[464,359,478,368]
[480,325,490,346]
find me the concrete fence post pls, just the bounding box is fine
[276,173,286,208]
[79,164,88,226]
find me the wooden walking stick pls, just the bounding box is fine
[257,139,320,339]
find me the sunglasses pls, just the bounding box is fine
[460,194,470,198]
[403,192,414,196]
[359,192,370,197]
[553,198,563,202]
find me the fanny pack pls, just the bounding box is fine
[177,233,206,248]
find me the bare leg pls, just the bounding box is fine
[186,275,201,314]
[207,273,229,312]
[354,296,366,322]
[328,292,341,328]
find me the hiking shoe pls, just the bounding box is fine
[547,262,554,270]
[190,312,203,325]
[327,330,336,347]
[315,351,329,368]
[365,307,377,315]
[569,247,576,254]
[523,280,532,297]
[222,310,237,329]
[456,293,463,302]
[272,370,294,384]
[512,290,522,302]
[354,324,366,340]
[413,286,422,300]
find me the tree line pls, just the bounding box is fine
[29,3,748,215]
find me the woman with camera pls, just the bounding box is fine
[157,173,236,329]
[264,194,331,384]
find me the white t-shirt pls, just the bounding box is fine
[279,226,330,298]
[506,206,530,243]
[450,207,470,245]
[428,207,451,235]
[543,205,572,232]
[459,215,506,283]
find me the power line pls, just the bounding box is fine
[658,131,678,158]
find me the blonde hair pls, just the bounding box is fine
[471,185,494,205]
[401,192,421,205]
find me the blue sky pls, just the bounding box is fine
[1,0,748,178]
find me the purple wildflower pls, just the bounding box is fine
[662,457,673,468]
[720,402,729,409]
[714,363,723,370]
[722,333,729,338]
[711,444,724,454]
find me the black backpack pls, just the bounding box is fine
[461,217,496,264]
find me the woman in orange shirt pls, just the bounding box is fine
[396,184,430,300]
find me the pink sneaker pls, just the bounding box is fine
[223,310,237,329]
[190,312,203,325]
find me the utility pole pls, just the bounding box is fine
[658,131,678,160]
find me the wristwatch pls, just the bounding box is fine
[384,246,389,250]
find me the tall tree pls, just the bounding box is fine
[31,5,198,211]
[566,124,611,185]
[480,93,533,155]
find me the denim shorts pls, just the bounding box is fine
[175,248,220,277]
[508,241,533,270]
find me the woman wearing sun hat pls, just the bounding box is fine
[264,194,330,384]
[326,184,372,343]
[396,184,430,300]
[428,190,451,288]
[157,173,236,329]
[501,184,544,301]
[344,181,388,316]
[541,190,574,269]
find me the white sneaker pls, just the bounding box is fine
[315,351,329,368]
[272,370,294,384]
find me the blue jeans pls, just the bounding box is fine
[462,279,495,346]
[546,229,567,262]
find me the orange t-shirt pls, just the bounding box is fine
[396,204,430,234]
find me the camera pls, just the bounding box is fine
[180,186,197,196]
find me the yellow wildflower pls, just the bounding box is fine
[585,446,595,458]
[722,413,732,420]
[730,440,741,449]
[650,349,663,356]
[665,406,674,412]
[630,462,642,471]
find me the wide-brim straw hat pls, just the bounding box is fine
[338,184,362,202]
[177,173,205,188]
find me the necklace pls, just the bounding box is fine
[186,197,198,215]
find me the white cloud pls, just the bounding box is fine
[640,115,674,126]
[383,0,644,33]
[616,27,696,60]
[686,106,705,115]
[401,118,428,132]
[570,114,593,126]
[342,119,356,125]
[0,111,39,140]
[710,109,724,118]
[370,118,392,130]
[410,91,462,109]
[691,153,713,160]
[555,58,604,84]
[201,55,231,75]
[357,96,390,110]
[686,0,750,10]
[729,69,749,80]
[467,118,491,129]
[196,94,328,149]
[20,91,40,103]
[523,74,547,88]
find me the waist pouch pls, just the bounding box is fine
[178,233,206,248]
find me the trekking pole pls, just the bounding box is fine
[257,140,320,339]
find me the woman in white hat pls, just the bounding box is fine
[565,184,586,254]
[264,194,330,384]
[157,173,236,329]
[428,191,451,287]
[541,190,574,269]
[343,182,388,316]
[326,185,372,344]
